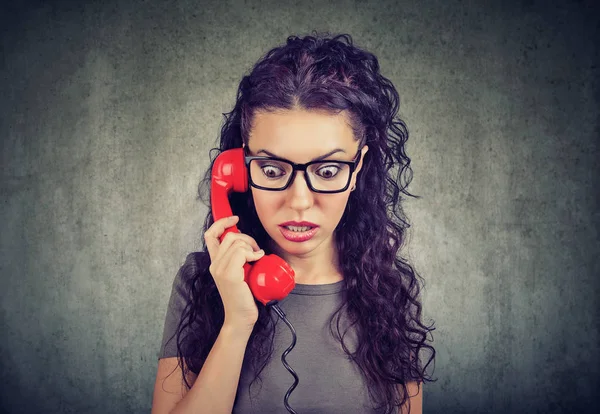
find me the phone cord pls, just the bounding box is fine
[270,303,299,414]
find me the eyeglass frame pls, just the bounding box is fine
[243,146,363,194]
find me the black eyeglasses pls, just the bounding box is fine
[243,146,363,194]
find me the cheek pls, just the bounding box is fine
[251,189,281,217]
[323,194,351,219]
[250,189,351,225]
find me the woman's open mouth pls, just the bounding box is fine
[278,223,319,242]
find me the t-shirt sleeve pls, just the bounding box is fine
[157,267,189,359]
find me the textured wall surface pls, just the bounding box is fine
[1,0,598,413]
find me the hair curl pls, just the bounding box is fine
[169,32,436,413]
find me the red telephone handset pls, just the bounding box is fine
[211,148,296,306]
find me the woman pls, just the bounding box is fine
[152,32,435,414]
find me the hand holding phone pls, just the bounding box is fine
[204,215,264,330]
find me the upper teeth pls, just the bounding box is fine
[285,225,312,232]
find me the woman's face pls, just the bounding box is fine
[245,108,368,258]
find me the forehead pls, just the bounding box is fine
[248,109,357,160]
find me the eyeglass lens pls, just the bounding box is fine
[249,159,351,191]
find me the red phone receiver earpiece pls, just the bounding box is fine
[211,148,295,306]
[211,148,248,223]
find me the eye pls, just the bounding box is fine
[261,164,286,179]
[315,165,341,179]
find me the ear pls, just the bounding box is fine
[349,145,369,192]
[354,145,369,175]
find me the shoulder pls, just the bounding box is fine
[164,251,211,315]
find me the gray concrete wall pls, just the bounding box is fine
[1,0,598,413]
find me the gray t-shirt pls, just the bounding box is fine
[158,270,388,413]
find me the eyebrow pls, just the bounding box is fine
[256,148,347,162]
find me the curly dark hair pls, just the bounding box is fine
[170,32,436,413]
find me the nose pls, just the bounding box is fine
[286,170,314,210]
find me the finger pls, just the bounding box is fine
[214,215,240,238]
[214,237,258,267]
[212,240,252,282]
[204,215,239,241]
[205,233,219,263]
[217,241,265,283]
[220,230,261,253]
[204,216,239,260]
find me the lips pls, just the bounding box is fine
[279,226,319,242]
[279,221,319,228]
[278,221,320,243]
